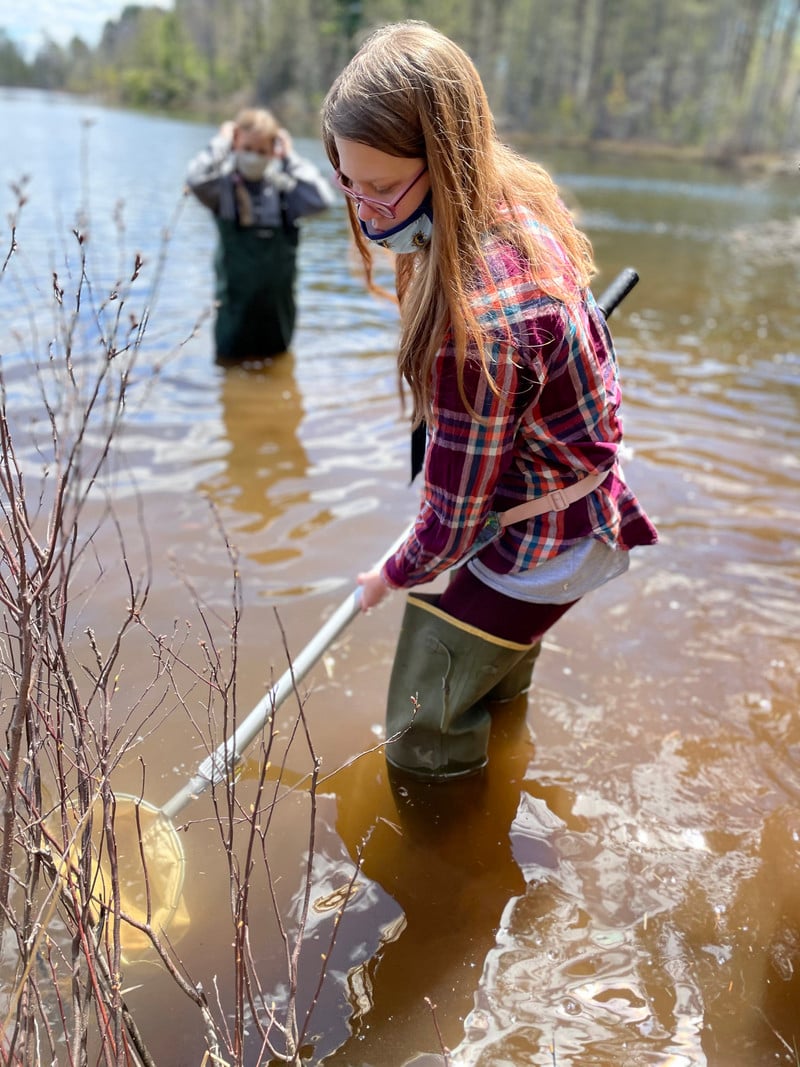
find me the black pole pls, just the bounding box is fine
[596,266,639,319]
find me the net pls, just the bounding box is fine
[54,795,190,962]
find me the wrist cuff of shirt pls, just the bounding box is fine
[379,567,395,589]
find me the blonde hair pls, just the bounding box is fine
[322,21,596,424]
[232,108,280,225]
[235,107,279,146]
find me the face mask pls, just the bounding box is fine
[359,193,433,254]
[234,150,269,181]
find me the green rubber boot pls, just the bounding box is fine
[385,593,535,780]
[485,640,542,703]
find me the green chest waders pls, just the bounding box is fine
[213,218,299,361]
[385,593,541,780]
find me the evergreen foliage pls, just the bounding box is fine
[1,0,798,158]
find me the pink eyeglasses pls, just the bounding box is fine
[333,165,428,220]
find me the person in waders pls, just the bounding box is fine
[186,108,333,363]
[321,22,659,782]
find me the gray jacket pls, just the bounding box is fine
[186,132,334,227]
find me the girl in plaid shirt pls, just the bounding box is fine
[322,22,658,780]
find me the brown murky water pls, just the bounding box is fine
[1,91,799,1065]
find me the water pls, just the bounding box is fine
[1,88,798,1066]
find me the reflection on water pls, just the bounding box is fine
[319,697,533,1066]
[1,90,799,1066]
[199,356,312,572]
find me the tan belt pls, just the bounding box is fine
[498,469,611,528]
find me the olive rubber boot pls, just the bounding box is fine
[485,640,542,703]
[385,593,536,780]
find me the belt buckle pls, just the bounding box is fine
[550,488,568,511]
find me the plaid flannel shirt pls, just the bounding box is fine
[383,212,658,590]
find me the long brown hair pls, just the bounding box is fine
[321,21,595,425]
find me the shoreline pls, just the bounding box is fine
[4,83,797,176]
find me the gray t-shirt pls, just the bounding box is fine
[468,535,629,604]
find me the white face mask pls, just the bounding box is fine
[359,193,433,254]
[234,150,269,181]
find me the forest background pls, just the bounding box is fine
[1,0,799,168]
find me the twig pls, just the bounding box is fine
[424,997,452,1065]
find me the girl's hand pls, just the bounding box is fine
[273,128,292,158]
[357,569,390,612]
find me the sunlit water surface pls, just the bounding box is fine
[1,89,798,1066]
